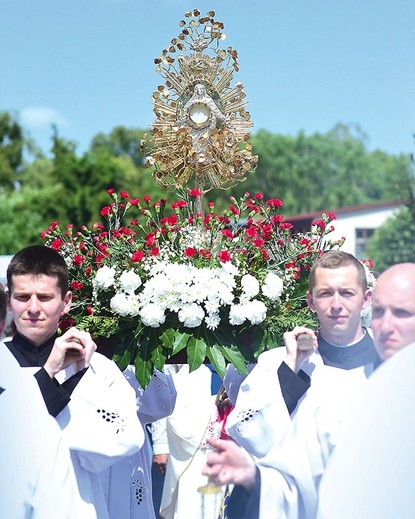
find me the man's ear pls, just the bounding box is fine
[362,289,372,309]
[62,291,72,314]
[306,290,315,311]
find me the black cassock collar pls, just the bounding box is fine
[5,332,57,368]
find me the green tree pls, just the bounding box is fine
[0,185,62,253]
[0,111,24,189]
[234,124,410,216]
[90,126,146,168]
[366,207,415,272]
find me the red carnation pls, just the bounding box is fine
[266,198,283,208]
[312,219,326,230]
[218,250,231,263]
[50,238,62,251]
[199,249,212,260]
[221,229,233,239]
[73,255,84,265]
[168,214,178,226]
[280,222,294,230]
[131,250,145,263]
[171,200,187,209]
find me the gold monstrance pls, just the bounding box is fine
[142,8,258,216]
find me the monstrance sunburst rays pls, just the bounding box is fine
[141,8,258,210]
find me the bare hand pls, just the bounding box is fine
[43,328,97,378]
[283,326,318,373]
[153,453,169,474]
[202,438,256,491]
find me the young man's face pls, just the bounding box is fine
[307,265,371,346]
[371,269,415,360]
[9,274,72,346]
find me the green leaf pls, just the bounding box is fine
[159,328,177,350]
[137,330,154,360]
[134,355,154,388]
[186,336,207,372]
[218,344,249,375]
[151,345,167,371]
[206,343,226,379]
[113,348,133,372]
[171,330,191,355]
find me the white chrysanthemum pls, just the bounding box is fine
[205,296,221,315]
[110,292,140,317]
[241,273,260,298]
[178,303,205,328]
[221,261,239,276]
[205,312,221,330]
[246,299,267,325]
[119,270,142,293]
[262,272,284,301]
[213,270,235,305]
[191,268,217,303]
[229,304,247,326]
[140,303,166,327]
[94,265,116,290]
[217,267,237,289]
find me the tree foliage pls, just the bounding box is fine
[231,124,409,215]
[366,207,415,272]
[365,154,415,271]
[0,111,24,189]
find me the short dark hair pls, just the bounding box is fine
[7,245,69,298]
[308,251,367,293]
[0,283,7,322]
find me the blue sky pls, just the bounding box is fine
[1,0,414,157]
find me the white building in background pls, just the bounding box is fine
[288,200,402,259]
[0,255,13,285]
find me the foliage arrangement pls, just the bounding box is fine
[42,188,341,387]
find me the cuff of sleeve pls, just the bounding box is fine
[61,367,88,395]
[152,441,170,455]
[278,361,311,415]
[227,467,260,519]
[34,368,71,417]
